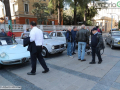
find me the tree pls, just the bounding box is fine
[48,0,72,25]
[32,0,49,24]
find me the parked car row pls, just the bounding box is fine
[1,30,120,69]
[15,32,66,57]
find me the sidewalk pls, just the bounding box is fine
[0,43,120,90]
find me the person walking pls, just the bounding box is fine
[89,28,105,64]
[76,25,89,61]
[66,27,73,58]
[71,27,77,55]
[0,29,7,36]
[27,21,49,75]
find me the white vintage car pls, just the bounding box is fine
[49,31,67,44]
[0,36,30,69]
[15,32,66,57]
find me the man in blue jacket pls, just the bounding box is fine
[66,27,73,58]
[71,27,77,55]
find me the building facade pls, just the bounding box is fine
[0,0,63,25]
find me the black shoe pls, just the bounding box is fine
[42,69,49,73]
[81,59,86,62]
[73,52,76,54]
[89,62,96,64]
[27,72,36,75]
[78,59,81,61]
[72,53,74,55]
[98,61,102,64]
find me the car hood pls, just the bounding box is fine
[0,44,28,54]
[112,36,120,40]
[43,39,65,45]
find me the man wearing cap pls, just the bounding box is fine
[89,28,105,64]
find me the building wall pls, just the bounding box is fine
[0,0,63,25]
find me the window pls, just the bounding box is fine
[51,32,56,37]
[57,32,63,37]
[25,19,29,24]
[14,20,16,24]
[43,0,46,1]
[24,4,29,14]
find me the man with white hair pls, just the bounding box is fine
[66,27,73,58]
[76,24,89,61]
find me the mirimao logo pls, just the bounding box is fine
[94,1,120,9]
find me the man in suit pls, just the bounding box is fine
[89,27,105,64]
[27,21,49,75]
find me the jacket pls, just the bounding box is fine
[76,29,89,44]
[23,37,37,54]
[7,31,14,37]
[71,30,77,42]
[0,32,7,36]
[66,31,73,42]
[91,32,105,51]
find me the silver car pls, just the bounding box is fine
[105,31,120,49]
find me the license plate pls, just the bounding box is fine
[118,42,120,44]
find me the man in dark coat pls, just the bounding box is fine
[89,28,105,64]
[71,27,77,55]
[66,27,73,58]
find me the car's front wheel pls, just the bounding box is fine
[41,47,49,57]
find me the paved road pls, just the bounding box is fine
[0,33,120,90]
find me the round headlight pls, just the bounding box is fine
[52,46,55,49]
[0,52,6,58]
[114,39,118,42]
[64,44,66,47]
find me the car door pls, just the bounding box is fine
[50,32,57,39]
[57,32,66,43]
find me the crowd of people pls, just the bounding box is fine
[66,25,105,64]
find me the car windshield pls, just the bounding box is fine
[0,37,13,45]
[112,32,120,36]
[43,33,51,39]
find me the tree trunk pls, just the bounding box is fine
[58,0,61,25]
[74,0,77,25]
[4,0,11,20]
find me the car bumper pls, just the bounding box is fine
[1,57,30,65]
[113,43,120,47]
[49,48,66,54]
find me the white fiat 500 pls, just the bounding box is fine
[15,32,66,57]
[0,36,30,69]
